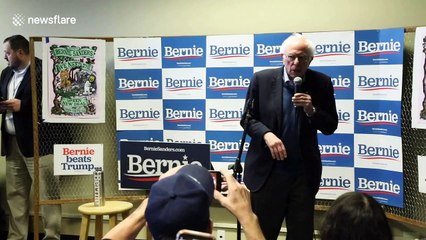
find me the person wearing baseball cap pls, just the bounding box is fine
[103,164,265,240]
[145,164,214,238]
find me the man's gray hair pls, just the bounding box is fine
[280,33,315,56]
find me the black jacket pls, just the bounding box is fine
[242,67,338,194]
[0,58,62,157]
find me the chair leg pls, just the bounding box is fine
[109,214,118,230]
[95,215,103,240]
[79,214,90,240]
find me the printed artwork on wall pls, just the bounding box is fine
[411,27,426,129]
[42,37,106,123]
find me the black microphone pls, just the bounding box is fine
[294,76,303,93]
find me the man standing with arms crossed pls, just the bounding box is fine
[242,33,338,240]
[1,35,62,240]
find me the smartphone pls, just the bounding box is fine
[208,170,222,191]
[176,229,216,240]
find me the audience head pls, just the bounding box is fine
[3,35,30,70]
[145,164,214,240]
[320,191,393,240]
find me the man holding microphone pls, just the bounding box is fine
[241,33,338,239]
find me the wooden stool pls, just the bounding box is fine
[78,200,133,240]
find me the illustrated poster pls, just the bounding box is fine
[42,37,106,123]
[411,27,426,129]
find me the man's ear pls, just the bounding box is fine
[308,56,314,65]
[16,49,25,59]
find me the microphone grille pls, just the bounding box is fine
[294,77,303,85]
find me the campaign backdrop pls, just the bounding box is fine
[113,28,404,207]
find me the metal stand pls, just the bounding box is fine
[227,129,246,240]
[228,98,253,240]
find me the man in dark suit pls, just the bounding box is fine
[1,35,61,240]
[241,33,338,240]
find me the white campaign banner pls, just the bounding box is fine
[418,155,426,193]
[54,144,103,175]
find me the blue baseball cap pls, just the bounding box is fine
[145,164,214,239]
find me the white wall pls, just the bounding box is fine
[1,0,426,73]
[1,0,426,46]
[1,0,426,238]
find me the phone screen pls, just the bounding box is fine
[208,170,222,191]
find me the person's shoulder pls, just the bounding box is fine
[306,68,330,80]
[1,66,12,78]
[254,67,282,77]
[34,57,42,65]
[1,66,12,72]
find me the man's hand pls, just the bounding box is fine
[214,170,251,219]
[103,198,148,239]
[214,170,265,240]
[292,93,314,115]
[263,132,286,160]
[2,99,21,112]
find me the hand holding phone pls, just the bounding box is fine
[209,170,222,192]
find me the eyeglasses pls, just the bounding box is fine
[285,54,311,63]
